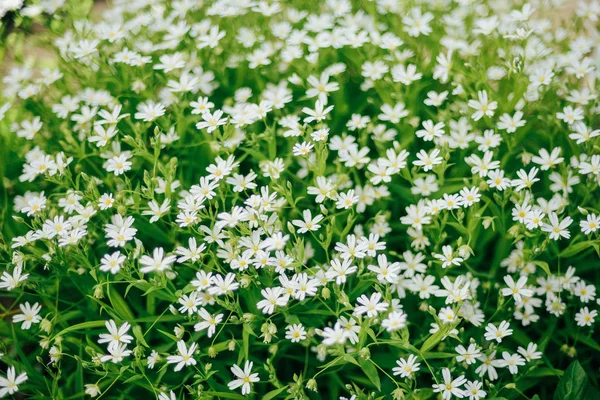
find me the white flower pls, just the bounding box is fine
[0,265,29,290]
[158,391,176,400]
[84,384,101,397]
[464,380,486,400]
[142,199,171,223]
[497,111,526,133]
[166,340,197,371]
[531,147,564,170]
[378,103,408,123]
[196,110,227,133]
[455,343,481,365]
[227,361,260,395]
[98,193,115,210]
[303,100,334,123]
[0,367,28,397]
[175,238,207,263]
[575,307,598,327]
[362,61,389,80]
[100,342,132,363]
[392,354,420,378]
[100,251,126,274]
[12,301,42,329]
[434,245,463,269]
[147,350,161,369]
[367,254,401,284]
[326,258,357,285]
[208,273,239,295]
[292,141,315,157]
[194,307,224,337]
[392,64,423,84]
[413,149,443,171]
[105,154,132,176]
[257,287,289,315]
[432,368,467,400]
[416,120,445,142]
[292,209,324,233]
[468,90,497,121]
[134,101,166,121]
[497,352,525,374]
[381,311,407,332]
[541,212,573,240]
[178,292,202,315]
[139,247,177,274]
[285,323,307,342]
[98,320,133,348]
[517,343,542,362]
[353,292,389,318]
[475,351,502,381]
[501,275,534,303]
[403,8,433,36]
[484,321,513,343]
[306,73,339,104]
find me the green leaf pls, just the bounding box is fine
[239,147,267,162]
[553,360,591,400]
[531,260,551,276]
[525,367,563,378]
[203,391,246,399]
[343,354,360,366]
[576,334,600,352]
[123,375,144,383]
[358,358,381,391]
[134,218,173,245]
[107,286,135,321]
[132,325,150,348]
[263,386,289,400]
[420,328,446,353]
[284,314,301,325]
[559,241,599,258]
[157,329,179,342]
[240,323,252,363]
[421,351,456,360]
[53,320,107,339]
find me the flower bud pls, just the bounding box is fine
[392,388,405,399]
[40,318,52,333]
[269,344,278,355]
[306,378,318,392]
[482,217,493,230]
[358,348,370,359]
[85,384,101,397]
[208,346,217,358]
[174,325,185,339]
[92,284,104,299]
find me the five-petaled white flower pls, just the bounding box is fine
[166,340,198,371]
[227,361,260,395]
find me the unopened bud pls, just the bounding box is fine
[93,284,104,299]
[358,348,370,359]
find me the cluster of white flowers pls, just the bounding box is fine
[1,0,599,399]
[0,0,66,24]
